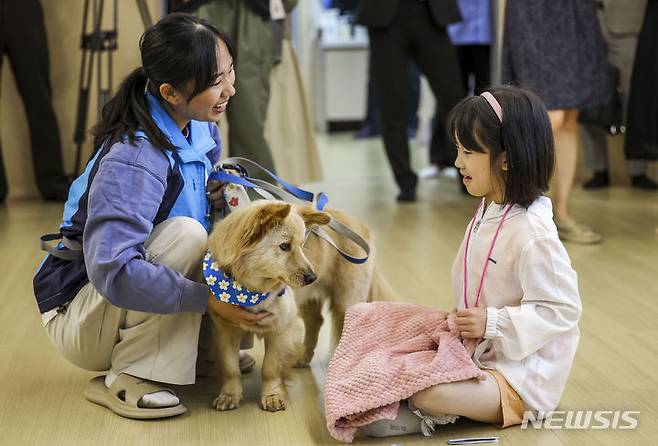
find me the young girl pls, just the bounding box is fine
[33,13,268,419]
[364,86,582,435]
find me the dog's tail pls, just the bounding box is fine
[368,267,398,302]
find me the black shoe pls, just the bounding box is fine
[583,171,609,189]
[631,174,658,190]
[39,175,73,202]
[396,189,417,202]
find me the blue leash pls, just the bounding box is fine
[209,157,328,210]
[209,158,368,264]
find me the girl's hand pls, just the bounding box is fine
[455,307,487,339]
[206,179,227,210]
[207,293,271,325]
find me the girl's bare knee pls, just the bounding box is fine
[410,386,442,413]
[409,391,424,411]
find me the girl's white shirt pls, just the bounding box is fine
[451,196,582,414]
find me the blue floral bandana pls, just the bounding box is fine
[203,251,282,307]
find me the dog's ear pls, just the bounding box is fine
[208,202,290,266]
[242,202,292,245]
[298,205,331,227]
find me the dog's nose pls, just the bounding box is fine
[303,271,317,285]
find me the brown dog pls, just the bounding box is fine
[206,200,331,412]
[206,199,392,411]
[293,206,393,367]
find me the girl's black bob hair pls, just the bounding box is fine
[447,85,555,208]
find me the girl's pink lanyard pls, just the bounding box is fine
[462,201,513,308]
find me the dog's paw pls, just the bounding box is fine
[213,392,242,411]
[260,393,287,412]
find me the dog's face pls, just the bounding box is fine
[208,201,331,292]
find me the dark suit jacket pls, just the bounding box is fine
[356,0,462,28]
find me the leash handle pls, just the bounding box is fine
[219,157,319,206]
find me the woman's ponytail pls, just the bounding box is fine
[92,67,174,152]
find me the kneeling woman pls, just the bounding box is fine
[33,13,266,419]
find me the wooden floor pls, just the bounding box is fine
[1,133,657,446]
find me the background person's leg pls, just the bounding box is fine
[226,9,276,173]
[551,110,578,221]
[410,5,464,172]
[406,62,421,137]
[580,9,612,190]
[197,0,276,173]
[354,53,381,139]
[368,22,415,200]
[5,0,68,200]
[470,44,491,95]
[0,5,7,203]
[607,25,658,189]
[551,110,602,243]
[455,45,470,94]
[580,124,610,188]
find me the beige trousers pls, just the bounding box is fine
[45,217,208,385]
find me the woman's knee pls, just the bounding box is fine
[163,217,208,253]
[62,351,112,372]
[147,217,208,272]
[47,327,112,372]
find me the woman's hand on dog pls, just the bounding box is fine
[206,179,227,210]
[454,307,487,339]
[207,294,271,325]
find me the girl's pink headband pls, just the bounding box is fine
[480,91,503,123]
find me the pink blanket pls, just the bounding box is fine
[324,302,485,443]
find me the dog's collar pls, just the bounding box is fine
[203,251,285,307]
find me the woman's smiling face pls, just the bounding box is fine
[184,39,236,122]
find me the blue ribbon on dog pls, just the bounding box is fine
[203,251,283,307]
